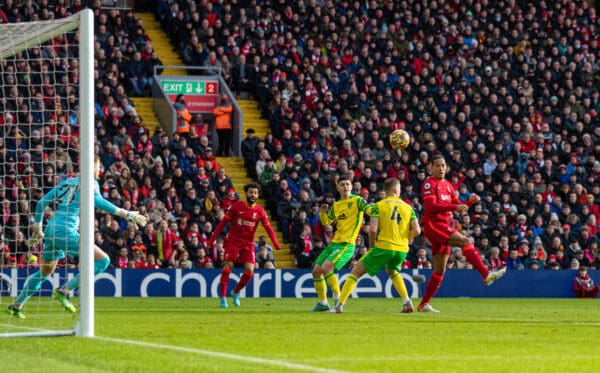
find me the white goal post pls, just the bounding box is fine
[0,9,94,338]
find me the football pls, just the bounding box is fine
[389,129,410,150]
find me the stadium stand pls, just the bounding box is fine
[1,0,600,272]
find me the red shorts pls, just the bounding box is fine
[423,221,456,256]
[223,240,255,264]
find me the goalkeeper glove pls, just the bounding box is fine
[26,223,44,248]
[127,211,148,229]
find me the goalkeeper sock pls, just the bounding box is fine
[314,276,328,304]
[65,257,110,292]
[390,271,409,302]
[233,270,253,293]
[338,275,357,305]
[419,271,443,307]
[462,243,489,279]
[15,270,49,306]
[219,267,231,297]
[324,272,340,299]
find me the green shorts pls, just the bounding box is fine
[315,242,355,270]
[360,247,408,276]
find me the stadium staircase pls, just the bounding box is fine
[132,12,296,268]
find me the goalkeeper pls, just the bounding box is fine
[6,157,147,319]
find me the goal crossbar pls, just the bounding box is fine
[0,13,81,60]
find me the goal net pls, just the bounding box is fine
[0,10,94,338]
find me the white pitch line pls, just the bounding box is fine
[96,336,351,373]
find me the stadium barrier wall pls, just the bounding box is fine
[1,269,596,298]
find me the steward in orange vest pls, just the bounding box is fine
[213,96,233,156]
[174,94,191,136]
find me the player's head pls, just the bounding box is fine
[383,177,401,197]
[336,175,353,198]
[244,182,260,204]
[431,154,447,179]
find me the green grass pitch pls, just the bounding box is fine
[1,297,600,372]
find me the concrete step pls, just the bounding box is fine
[135,12,186,76]
[134,12,298,269]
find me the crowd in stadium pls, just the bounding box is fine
[1,0,600,273]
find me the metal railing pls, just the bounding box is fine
[151,65,242,156]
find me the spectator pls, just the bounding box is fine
[505,249,524,271]
[176,250,192,269]
[573,267,600,299]
[5,2,600,273]
[127,51,150,97]
[116,247,130,269]
[241,128,259,178]
[213,95,233,157]
[174,94,191,137]
[152,220,178,268]
[131,246,147,269]
[259,158,278,188]
[194,248,213,269]
[523,250,543,271]
[256,242,276,269]
[277,189,297,244]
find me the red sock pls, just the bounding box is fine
[462,243,490,279]
[419,271,443,307]
[219,267,231,297]
[234,271,253,293]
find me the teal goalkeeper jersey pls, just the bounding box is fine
[35,178,119,231]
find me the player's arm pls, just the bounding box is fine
[319,203,334,226]
[422,194,458,213]
[27,184,60,248]
[358,197,373,216]
[33,184,60,225]
[94,185,147,229]
[408,209,421,240]
[369,217,379,248]
[465,193,480,207]
[368,204,379,248]
[260,213,281,250]
[208,212,232,245]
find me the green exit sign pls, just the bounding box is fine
[161,81,203,94]
[161,80,218,95]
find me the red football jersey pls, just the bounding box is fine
[210,200,279,248]
[421,176,461,225]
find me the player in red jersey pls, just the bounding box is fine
[417,154,506,312]
[209,182,281,308]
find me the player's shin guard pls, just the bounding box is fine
[65,257,111,292]
[324,272,340,299]
[419,271,443,307]
[233,270,253,293]
[462,243,490,279]
[314,277,328,303]
[390,272,409,301]
[15,270,49,306]
[219,267,231,297]
[338,275,357,305]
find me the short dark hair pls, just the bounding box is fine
[244,182,261,193]
[337,175,352,184]
[431,154,445,164]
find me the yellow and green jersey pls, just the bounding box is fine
[370,196,416,252]
[320,194,372,244]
